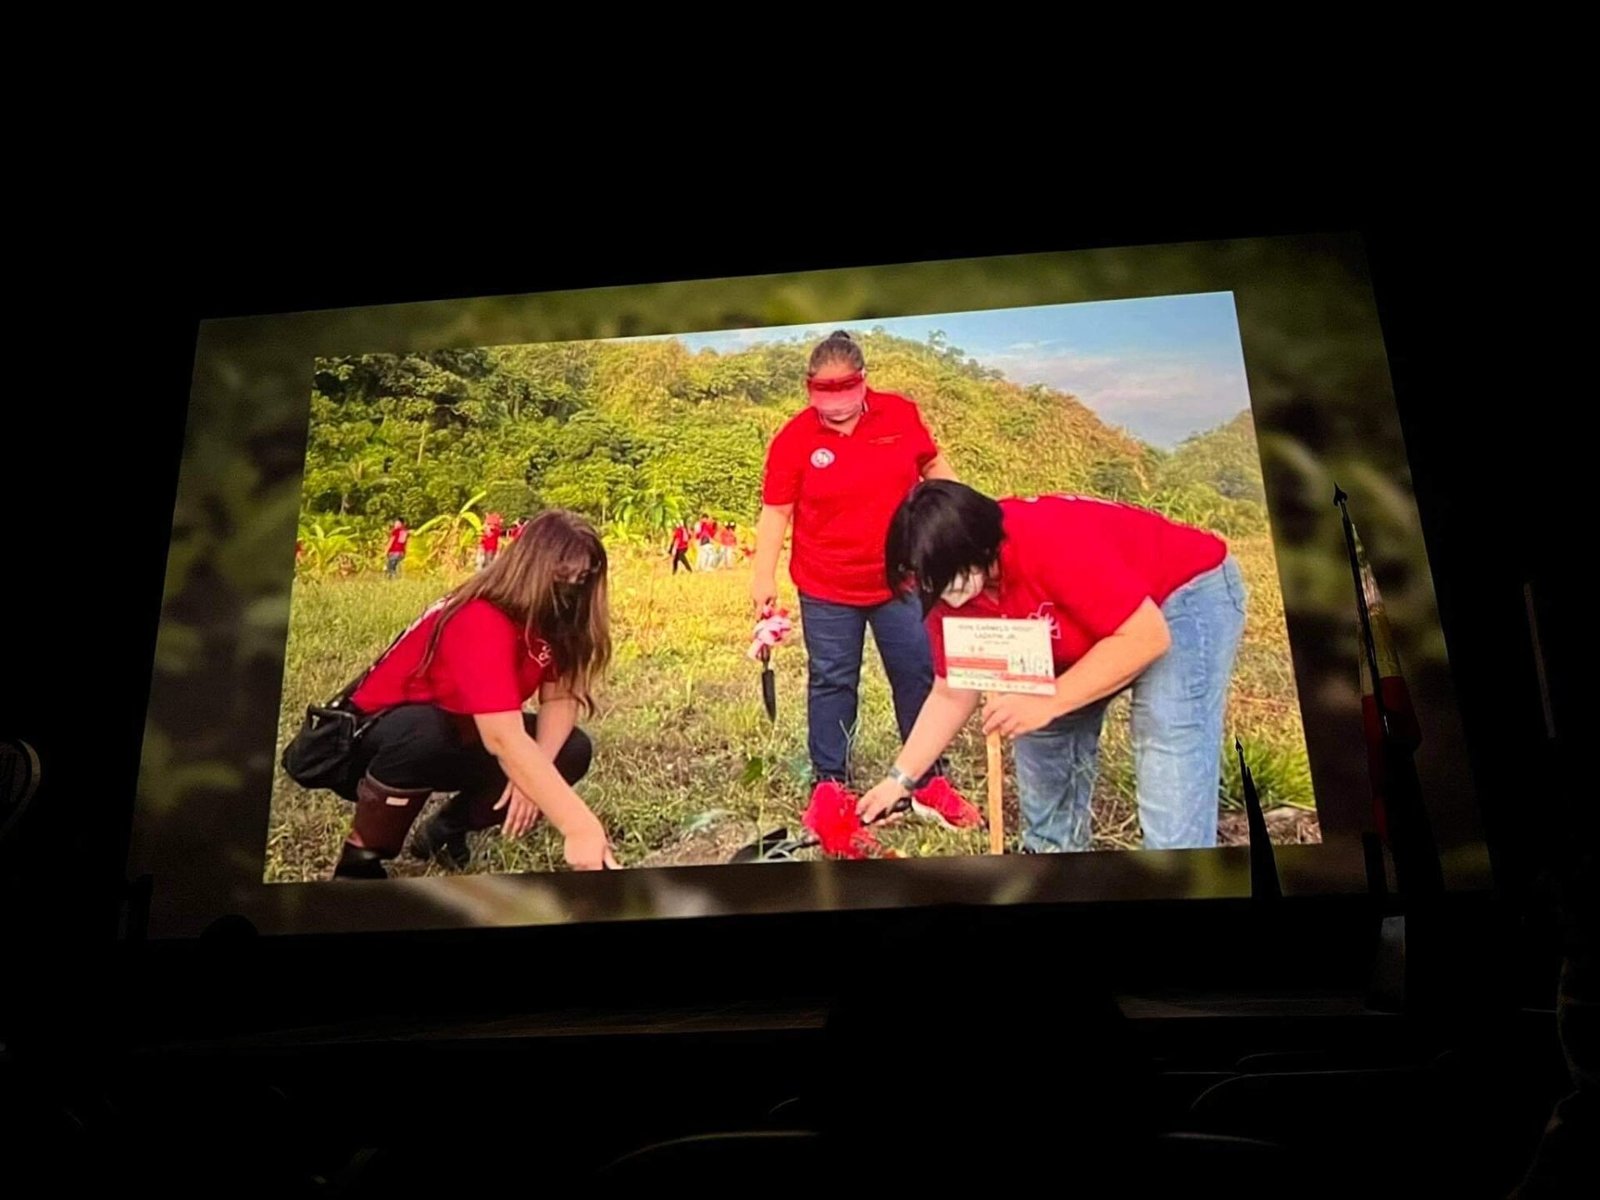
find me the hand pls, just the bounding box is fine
[982,694,1062,739]
[564,820,620,871]
[751,574,778,614]
[858,778,910,823]
[493,781,543,840]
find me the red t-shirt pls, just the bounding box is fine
[671,527,690,551]
[718,528,737,547]
[762,389,938,606]
[350,598,556,715]
[926,495,1227,677]
[696,520,715,543]
[508,522,524,542]
[481,527,502,553]
[387,528,408,555]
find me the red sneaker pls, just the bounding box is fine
[911,776,982,830]
[802,781,884,860]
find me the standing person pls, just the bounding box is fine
[508,517,527,544]
[321,509,619,879]
[717,521,739,569]
[385,519,410,580]
[751,329,978,849]
[669,520,694,575]
[695,513,718,572]
[857,482,1248,853]
[477,512,504,571]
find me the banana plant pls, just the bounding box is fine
[415,490,488,570]
[613,487,688,542]
[296,519,362,575]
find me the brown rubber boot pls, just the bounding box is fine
[333,773,433,880]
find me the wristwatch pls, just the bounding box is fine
[886,764,917,795]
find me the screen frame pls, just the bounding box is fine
[127,232,1491,939]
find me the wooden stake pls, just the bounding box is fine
[984,693,1004,854]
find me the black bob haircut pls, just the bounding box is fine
[885,481,1006,615]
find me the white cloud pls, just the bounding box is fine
[982,349,1251,448]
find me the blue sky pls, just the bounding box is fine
[664,291,1251,449]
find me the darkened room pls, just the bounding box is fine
[2,185,1582,1196]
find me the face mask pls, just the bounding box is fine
[815,401,862,424]
[941,570,985,608]
[806,370,866,423]
[551,581,586,620]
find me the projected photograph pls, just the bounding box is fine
[268,293,1318,882]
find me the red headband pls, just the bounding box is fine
[806,370,865,394]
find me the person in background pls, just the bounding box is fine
[717,520,739,568]
[385,519,410,580]
[695,513,718,572]
[508,517,528,544]
[669,520,694,575]
[477,512,504,571]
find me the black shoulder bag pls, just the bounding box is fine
[280,623,412,793]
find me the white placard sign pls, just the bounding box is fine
[942,617,1056,696]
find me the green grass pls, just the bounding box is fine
[265,534,1315,882]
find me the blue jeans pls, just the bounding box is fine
[385,552,403,579]
[798,590,945,787]
[1012,556,1248,852]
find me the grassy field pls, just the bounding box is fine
[265,535,1317,882]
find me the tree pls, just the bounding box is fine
[299,332,1272,572]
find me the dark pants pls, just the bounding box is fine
[672,548,692,574]
[798,589,945,787]
[349,704,591,830]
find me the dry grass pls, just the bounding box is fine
[265,533,1314,882]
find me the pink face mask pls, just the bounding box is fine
[806,370,866,422]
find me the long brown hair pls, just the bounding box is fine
[416,510,611,715]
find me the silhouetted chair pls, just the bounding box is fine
[1189,1066,1429,1145]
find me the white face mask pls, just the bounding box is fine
[941,570,985,608]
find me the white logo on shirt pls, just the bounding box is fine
[1028,602,1062,640]
[532,639,554,668]
[810,448,836,468]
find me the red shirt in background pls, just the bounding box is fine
[696,519,715,543]
[762,389,938,606]
[351,598,555,715]
[387,527,409,555]
[671,526,690,551]
[926,495,1227,677]
[718,527,737,547]
[508,521,525,542]
[481,526,502,554]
